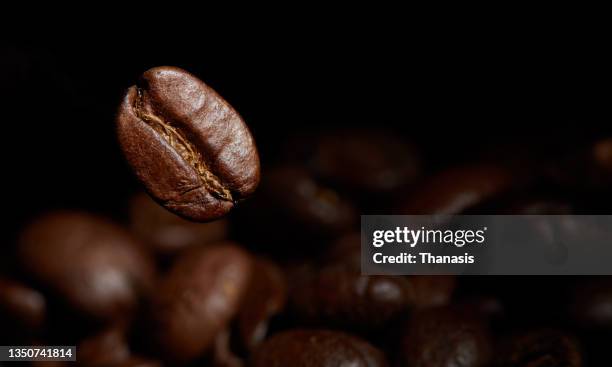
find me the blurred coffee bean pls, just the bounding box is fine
[593,138,612,173]
[586,137,612,192]
[147,243,251,363]
[0,277,46,332]
[456,295,506,324]
[249,329,388,367]
[116,66,260,222]
[504,197,573,215]
[543,138,612,193]
[309,129,421,195]
[236,257,286,352]
[290,263,412,331]
[289,231,456,332]
[405,275,456,309]
[469,190,575,215]
[213,329,244,367]
[326,233,455,309]
[568,278,612,330]
[263,166,356,235]
[494,329,582,367]
[399,307,491,367]
[18,212,155,321]
[396,164,515,215]
[77,326,130,367]
[236,166,356,249]
[129,192,228,255]
[326,232,363,268]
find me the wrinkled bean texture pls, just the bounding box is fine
[117,66,260,222]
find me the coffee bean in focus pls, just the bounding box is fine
[117,66,260,222]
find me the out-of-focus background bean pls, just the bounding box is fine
[0,37,609,367]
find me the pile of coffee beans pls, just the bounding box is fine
[2,66,612,366]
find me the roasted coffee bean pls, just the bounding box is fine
[396,164,514,215]
[290,264,412,331]
[405,275,456,309]
[147,243,251,363]
[399,307,491,367]
[593,138,612,173]
[77,326,131,367]
[213,328,244,367]
[249,329,388,367]
[326,231,363,268]
[129,192,228,254]
[236,257,286,352]
[18,212,155,321]
[456,296,506,325]
[117,66,260,222]
[260,166,355,235]
[494,329,582,367]
[0,277,46,332]
[504,197,573,215]
[325,233,455,309]
[289,232,455,332]
[309,129,421,195]
[236,166,356,250]
[544,138,612,191]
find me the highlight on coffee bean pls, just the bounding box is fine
[0,43,606,366]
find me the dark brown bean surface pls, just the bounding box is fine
[252,166,356,236]
[117,66,260,222]
[593,138,612,173]
[236,257,287,352]
[456,296,506,324]
[494,330,582,367]
[147,243,251,363]
[213,328,245,367]
[397,164,514,215]
[18,212,155,321]
[0,277,46,331]
[399,307,491,367]
[324,233,455,310]
[77,326,131,367]
[129,192,228,254]
[325,232,364,268]
[290,264,412,331]
[405,275,456,309]
[249,329,388,367]
[309,129,421,194]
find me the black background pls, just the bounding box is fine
[0,36,606,238]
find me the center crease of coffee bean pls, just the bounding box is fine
[134,88,233,202]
